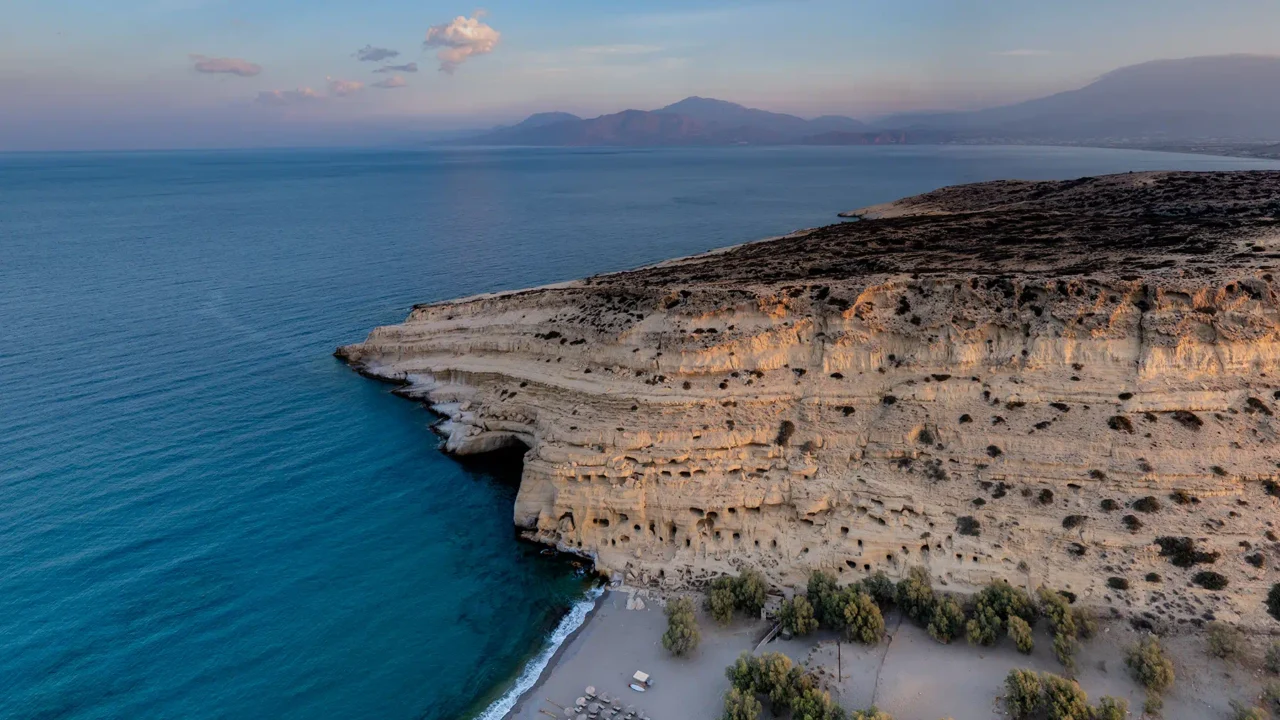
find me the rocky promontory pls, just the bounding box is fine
[339,171,1280,629]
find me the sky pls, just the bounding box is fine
[3,0,1280,150]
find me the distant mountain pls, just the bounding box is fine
[656,96,865,138]
[469,97,871,146]
[873,55,1280,142]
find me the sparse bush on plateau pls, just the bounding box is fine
[662,596,701,656]
[1268,583,1280,622]
[1093,696,1129,720]
[1207,621,1244,660]
[1126,635,1175,712]
[1266,642,1280,675]
[1230,700,1268,720]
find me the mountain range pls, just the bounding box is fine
[466,55,1280,147]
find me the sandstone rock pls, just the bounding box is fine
[339,171,1280,629]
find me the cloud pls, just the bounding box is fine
[190,54,262,77]
[991,49,1053,57]
[326,77,364,97]
[372,76,407,89]
[424,13,500,73]
[374,62,418,74]
[255,88,321,105]
[355,45,400,62]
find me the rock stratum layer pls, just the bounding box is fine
[339,171,1280,629]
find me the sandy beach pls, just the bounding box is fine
[506,588,1275,720]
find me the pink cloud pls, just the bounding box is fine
[255,88,322,105]
[372,76,407,89]
[191,54,262,77]
[326,77,365,97]
[424,13,500,73]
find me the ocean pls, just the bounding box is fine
[3,145,1277,720]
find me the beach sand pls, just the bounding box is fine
[508,590,1272,720]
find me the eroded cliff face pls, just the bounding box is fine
[339,171,1280,629]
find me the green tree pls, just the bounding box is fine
[1008,616,1035,654]
[780,595,819,636]
[757,652,797,713]
[710,577,737,625]
[1041,673,1089,720]
[842,590,885,645]
[860,572,897,608]
[1052,632,1078,674]
[849,709,892,720]
[1093,696,1128,720]
[722,686,763,720]
[735,569,769,617]
[966,603,1002,646]
[661,596,701,656]
[726,652,757,692]
[896,567,936,624]
[927,595,966,644]
[1004,670,1043,719]
[808,570,841,627]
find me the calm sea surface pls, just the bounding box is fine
[3,146,1278,720]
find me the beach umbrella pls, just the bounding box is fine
[575,697,586,708]
[585,686,596,697]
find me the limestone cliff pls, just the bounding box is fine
[339,171,1280,629]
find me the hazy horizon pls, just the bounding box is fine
[5,0,1280,150]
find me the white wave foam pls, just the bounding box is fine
[473,586,604,720]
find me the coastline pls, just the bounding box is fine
[495,589,609,720]
[472,586,606,720]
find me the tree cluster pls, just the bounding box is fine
[1004,669,1128,720]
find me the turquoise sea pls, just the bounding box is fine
[3,146,1278,720]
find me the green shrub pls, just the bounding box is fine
[1127,636,1174,713]
[1207,621,1245,660]
[1008,616,1035,654]
[757,652,797,712]
[791,687,845,720]
[1042,673,1089,720]
[735,569,768,617]
[1004,669,1043,719]
[849,709,893,720]
[842,589,885,645]
[721,686,762,720]
[1230,700,1268,720]
[1266,642,1280,675]
[927,595,966,644]
[779,595,819,637]
[662,596,701,656]
[1037,587,1076,638]
[896,566,936,624]
[709,578,737,625]
[1263,681,1280,714]
[1093,696,1128,720]
[1268,583,1280,622]
[1052,632,1078,674]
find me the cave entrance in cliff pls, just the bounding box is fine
[453,437,531,491]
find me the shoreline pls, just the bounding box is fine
[495,588,610,720]
[472,586,606,720]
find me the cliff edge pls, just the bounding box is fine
[339,171,1280,629]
